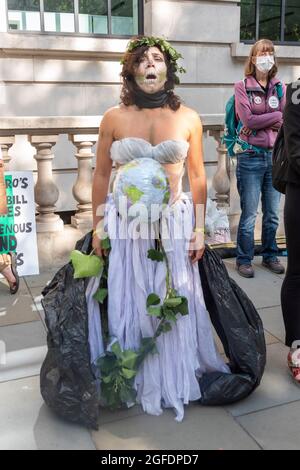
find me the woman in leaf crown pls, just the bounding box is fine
[89,36,229,421]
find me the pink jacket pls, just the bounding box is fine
[234,76,286,150]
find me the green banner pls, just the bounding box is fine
[0,175,16,253]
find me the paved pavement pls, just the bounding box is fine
[1,255,299,450]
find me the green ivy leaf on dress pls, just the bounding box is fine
[93,288,108,304]
[146,293,161,308]
[70,250,104,279]
[147,306,162,317]
[147,249,164,262]
[101,237,111,250]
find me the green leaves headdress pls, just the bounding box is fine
[121,36,186,84]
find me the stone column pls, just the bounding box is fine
[30,135,64,232]
[210,130,230,208]
[0,136,15,170]
[69,134,97,230]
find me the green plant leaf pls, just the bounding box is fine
[164,297,183,308]
[70,250,104,279]
[163,308,177,323]
[101,237,111,250]
[102,375,112,384]
[121,368,137,380]
[146,293,161,308]
[121,350,139,370]
[98,355,117,374]
[147,306,162,317]
[176,297,189,316]
[93,288,108,304]
[147,249,164,262]
[111,341,123,360]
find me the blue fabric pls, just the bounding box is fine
[236,151,281,265]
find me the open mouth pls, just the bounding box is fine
[145,73,157,80]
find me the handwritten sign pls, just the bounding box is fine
[0,172,39,276]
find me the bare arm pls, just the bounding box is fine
[92,109,114,256]
[186,111,206,263]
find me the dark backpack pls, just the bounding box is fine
[272,125,289,194]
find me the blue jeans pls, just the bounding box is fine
[236,151,281,266]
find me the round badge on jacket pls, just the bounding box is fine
[254,96,262,105]
[268,96,279,109]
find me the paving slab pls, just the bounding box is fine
[0,279,40,327]
[224,258,282,309]
[0,376,95,450]
[258,306,285,343]
[237,401,300,450]
[92,404,260,450]
[226,343,300,417]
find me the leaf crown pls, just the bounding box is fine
[121,36,186,84]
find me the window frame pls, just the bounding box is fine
[5,0,144,38]
[241,0,300,45]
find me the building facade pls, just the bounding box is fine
[0,0,299,266]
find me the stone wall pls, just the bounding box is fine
[1,0,300,238]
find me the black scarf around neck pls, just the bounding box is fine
[132,88,169,109]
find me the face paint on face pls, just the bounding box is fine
[134,47,168,94]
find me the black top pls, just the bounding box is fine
[284,81,300,186]
[255,77,269,94]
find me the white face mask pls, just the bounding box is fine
[255,55,275,73]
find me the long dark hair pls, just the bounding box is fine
[120,39,182,111]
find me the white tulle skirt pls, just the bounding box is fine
[86,193,229,421]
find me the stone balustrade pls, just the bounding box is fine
[0,115,232,267]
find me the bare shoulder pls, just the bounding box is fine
[180,105,202,131]
[101,106,122,123]
[180,105,201,124]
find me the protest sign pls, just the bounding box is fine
[0,171,39,276]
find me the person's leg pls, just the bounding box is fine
[281,183,300,347]
[236,153,264,268]
[0,254,17,287]
[261,151,281,264]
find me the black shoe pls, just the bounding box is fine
[8,252,19,295]
[262,259,285,275]
[236,264,254,278]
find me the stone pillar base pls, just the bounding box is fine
[36,217,64,233]
[71,214,93,231]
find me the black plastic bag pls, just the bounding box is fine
[40,232,100,430]
[198,247,266,405]
[40,234,266,429]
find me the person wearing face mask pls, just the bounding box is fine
[234,39,286,278]
[88,36,230,421]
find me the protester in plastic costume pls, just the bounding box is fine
[0,148,19,294]
[89,36,231,421]
[41,37,266,428]
[234,39,286,279]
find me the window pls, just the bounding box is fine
[7,0,143,36]
[240,0,300,43]
[8,1,41,31]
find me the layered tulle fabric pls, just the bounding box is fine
[86,193,230,421]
